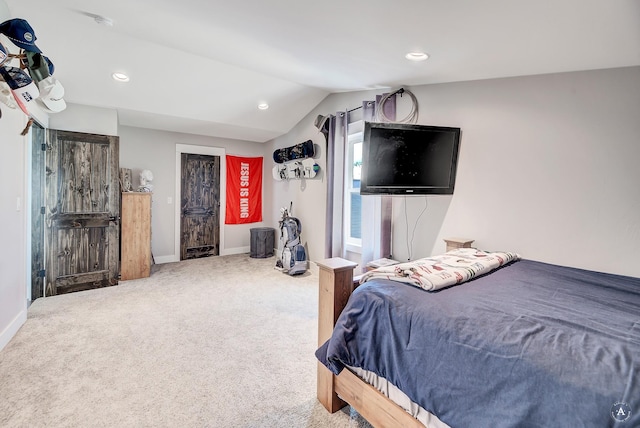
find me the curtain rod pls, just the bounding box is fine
[337,88,405,117]
[345,88,404,114]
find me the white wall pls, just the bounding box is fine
[0,13,53,349]
[268,66,640,277]
[2,66,636,352]
[0,107,29,350]
[402,67,640,276]
[49,109,272,261]
[118,126,270,261]
[265,123,328,262]
[45,103,275,263]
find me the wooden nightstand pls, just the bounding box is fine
[353,273,364,286]
[444,238,474,252]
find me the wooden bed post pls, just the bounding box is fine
[315,258,432,427]
[316,258,357,413]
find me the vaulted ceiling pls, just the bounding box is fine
[3,0,639,142]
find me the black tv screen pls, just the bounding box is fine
[360,122,461,195]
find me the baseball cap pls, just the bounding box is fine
[0,65,40,115]
[45,55,54,75]
[0,41,7,66]
[24,51,50,83]
[0,18,41,53]
[0,80,18,109]
[36,75,66,113]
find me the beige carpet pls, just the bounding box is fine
[0,254,371,427]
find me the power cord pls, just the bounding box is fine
[405,196,428,260]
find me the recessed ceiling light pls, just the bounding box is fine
[405,52,429,62]
[257,103,269,110]
[112,72,130,82]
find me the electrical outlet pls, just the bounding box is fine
[167,197,173,204]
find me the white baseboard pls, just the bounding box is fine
[221,246,250,256]
[153,247,254,264]
[0,307,27,352]
[154,255,179,264]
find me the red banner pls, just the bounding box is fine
[225,155,263,224]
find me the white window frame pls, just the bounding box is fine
[344,115,363,254]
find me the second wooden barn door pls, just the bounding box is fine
[180,153,220,260]
[31,122,46,301]
[45,130,120,296]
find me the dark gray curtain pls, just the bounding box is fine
[324,112,346,258]
[360,95,396,266]
[324,93,396,261]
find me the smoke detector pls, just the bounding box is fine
[94,15,114,26]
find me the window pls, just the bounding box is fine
[345,110,363,253]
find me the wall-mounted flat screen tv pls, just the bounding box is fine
[360,122,461,195]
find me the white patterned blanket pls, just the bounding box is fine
[360,248,521,291]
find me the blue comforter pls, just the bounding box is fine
[316,259,640,427]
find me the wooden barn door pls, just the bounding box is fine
[180,153,220,260]
[30,122,46,301]
[45,130,120,296]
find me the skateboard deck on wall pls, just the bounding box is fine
[273,140,315,164]
[272,158,319,181]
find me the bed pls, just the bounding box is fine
[315,250,640,427]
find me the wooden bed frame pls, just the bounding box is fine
[316,258,424,428]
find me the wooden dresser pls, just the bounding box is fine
[120,192,152,280]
